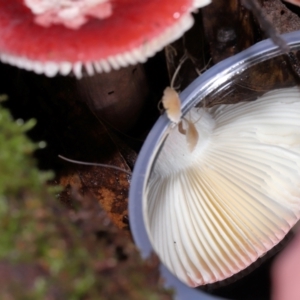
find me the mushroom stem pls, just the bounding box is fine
[76,64,148,132]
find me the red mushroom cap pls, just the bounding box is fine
[0,0,211,78]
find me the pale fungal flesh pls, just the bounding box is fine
[145,87,300,287]
[178,119,199,152]
[284,0,300,6]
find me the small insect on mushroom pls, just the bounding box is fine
[147,86,300,287]
[161,51,209,152]
[161,85,200,152]
[161,87,182,124]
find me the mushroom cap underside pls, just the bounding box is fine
[146,86,300,287]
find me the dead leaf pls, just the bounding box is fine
[202,0,256,64]
[261,0,300,34]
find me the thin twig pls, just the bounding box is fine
[170,52,189,89]
[242,0,289,53]
[58,155,132,176]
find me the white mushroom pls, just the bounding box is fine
[145,86,300,287]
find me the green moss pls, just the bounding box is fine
[0,102,96,298]
[0,96,55,196]
[0,101,172,300]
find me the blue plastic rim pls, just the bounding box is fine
[128,31,300,300]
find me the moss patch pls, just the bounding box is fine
[0,101,172,300]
